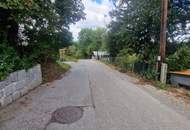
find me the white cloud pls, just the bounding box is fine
[70,0,113,41]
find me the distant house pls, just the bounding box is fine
[92,51,109,60]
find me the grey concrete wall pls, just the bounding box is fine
[0,64,42,107]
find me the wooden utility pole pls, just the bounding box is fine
[159,0,169,63]
[158,0,169,83]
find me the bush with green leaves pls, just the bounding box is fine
[115,49,139,71]
[144,66,157,80]
[0,44,34,80]
[167,45,190,71]
[0,46,16,80]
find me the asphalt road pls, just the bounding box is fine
[0,60,190,130]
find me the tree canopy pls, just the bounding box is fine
[0,0,85,59]
[0,0,85,78]
[108,0,190,60]
[73,28,107,58]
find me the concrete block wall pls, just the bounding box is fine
[0,64,42,107]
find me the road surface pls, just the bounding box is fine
[0,60,190,130]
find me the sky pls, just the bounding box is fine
[69,0,113,41]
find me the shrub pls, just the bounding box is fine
[59,47,78,62]
[167,45,190,71]
[0,44,34,80]
[0,44,19,80]
[144,66,157,80]
[115,49,139,71]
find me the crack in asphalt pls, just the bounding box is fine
[88,73,96,109]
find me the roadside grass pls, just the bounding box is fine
[57,61,71,70]
[101,60,190,103]
[154,81,169,90]
[41,61,70,83]
[60,55,78,62]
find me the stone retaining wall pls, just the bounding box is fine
[0,64,42,107]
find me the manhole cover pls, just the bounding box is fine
[51,106,83,124]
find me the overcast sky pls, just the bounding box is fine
[70,0,113,41]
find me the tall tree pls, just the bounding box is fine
[0,0,85,62]
[108,0,190,59]
[77,28,107,58]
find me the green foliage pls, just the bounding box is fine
[167,45,190,71]
[108,0,190,60]
[0,43,34,80]
[56,61,71,71]
[77,28,107,58]
[0,0,85,50]
[59,47,78,62]
[0,0,85,78]
[107,0,190,76]
[55,0,85,28]
[144,66,157,80]
[154,81,168,90]
[0,44,17,80]
[108,0,161,58]
[115,49,139,70]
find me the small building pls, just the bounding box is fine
[92,51,109,60]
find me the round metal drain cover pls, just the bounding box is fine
[51,106,83,124]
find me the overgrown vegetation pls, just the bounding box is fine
[167,45,190,71]
[0,0,85,79]
[108,0,190,60]
[154,81,169,90]
[115,48,140,71]
[108,0,190,73]
[68,28,108,59]
[0,41,35,80]
[59,47,78,62]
